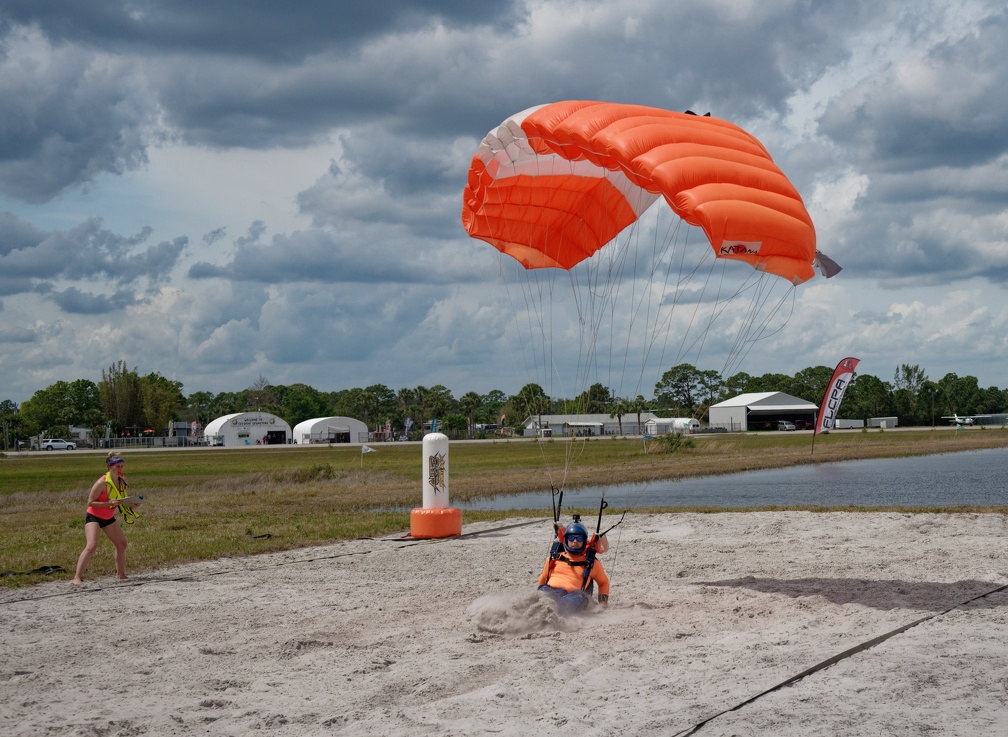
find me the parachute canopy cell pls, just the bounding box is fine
[461,101,820,285]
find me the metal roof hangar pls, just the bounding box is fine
[709,392,818,432]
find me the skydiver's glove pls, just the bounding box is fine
[598,594,609,606]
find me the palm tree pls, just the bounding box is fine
[459,391,482,438]
[511,383,549,433]
[629,395,648,435]
[609,397,633,435]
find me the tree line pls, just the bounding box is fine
[653,363,1007,426]
[2,360,1005,449]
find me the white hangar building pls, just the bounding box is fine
[292,416,369,444]
[204,412,292,446]
[709,392,817,432]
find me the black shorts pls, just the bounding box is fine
[85,512,116,529]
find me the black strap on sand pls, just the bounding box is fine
[673,580,1008,736]
[0,565,65,577]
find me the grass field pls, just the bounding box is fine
[2,427,1006,587]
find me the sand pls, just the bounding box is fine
[1,511,1006,736]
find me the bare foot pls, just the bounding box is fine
[117,575,129,580]
[71,578,83,586]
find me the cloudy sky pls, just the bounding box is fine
[1,0,1006,405]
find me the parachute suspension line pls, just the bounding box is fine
[547,197,689,413]
[607,185,667,401]
[631,221,801,387]
[519,152,626,489]
[721,280,797,378]
[705,267,768,378]
[528,266,557,389]
[499,247,555,400]
[648,219,707,376]
[649,230,721,371]
[554,159,643,484]
[613,196,683,402]
[503,265,536,381]
[558,172,620,394]
[533,176,577,489]
[579,237,620,387]
[469,223,570,491]
[472,165,567,492]
[558,204,700,411]
[663,260,795,382]
[674,256,732,369]
[529,267,572,490]
[559,186,629,478]
[716,271,775,377]
[592,194,648,404]
[611,219,646,400]
[643,223,715,381]
[561,263,592,481]
[465,241,563,482]
[596,226,627,400]
[590,215,638,406]
[522,151,619,490]
[619,233,650,400]
[529,283,565,437]
[750,283,797,343]
[603,505,627,591]
[466,212,546,409]
[706,263,790,379]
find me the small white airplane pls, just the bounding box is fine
[942,414,975,425]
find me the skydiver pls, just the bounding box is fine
[537,519,609,614]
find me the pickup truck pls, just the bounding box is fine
[42,438,76,450]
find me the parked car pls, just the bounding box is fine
[777,421,796,432]
[794,420,814,430]
[42,438,76,450]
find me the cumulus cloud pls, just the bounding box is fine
[1,0,1007,402]
[820,15,1008,173]
[0,216,186,289]
[0,25,162,202]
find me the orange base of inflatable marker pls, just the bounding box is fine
[410,507,462,539]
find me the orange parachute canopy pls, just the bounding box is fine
[462,101,831,285]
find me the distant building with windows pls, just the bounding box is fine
[204,412,291,446]
[521,412,660,437]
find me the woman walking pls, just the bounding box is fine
[72,452,131,585]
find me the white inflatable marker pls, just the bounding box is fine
[410,432,462,538]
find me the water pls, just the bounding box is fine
[456,447,1008,510]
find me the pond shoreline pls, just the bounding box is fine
[451,427,1008,502]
